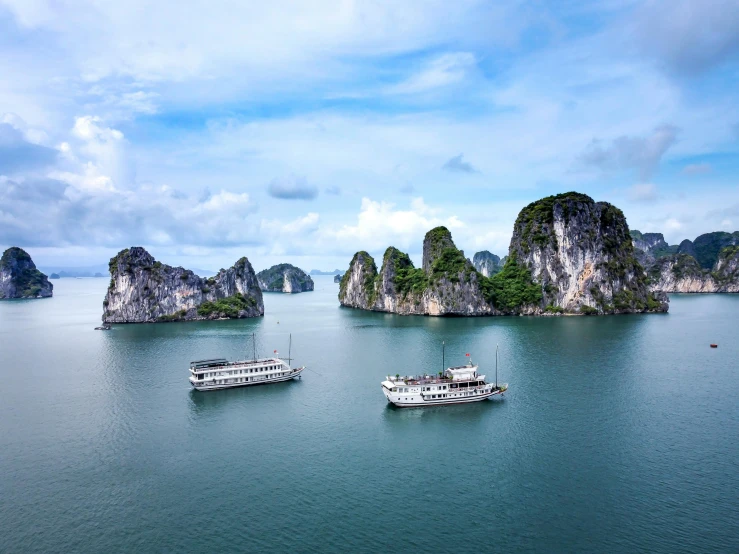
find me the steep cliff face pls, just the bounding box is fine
[647,254,720,293]
[103,247,263,323]
[0,247,53,299]
[257,264,314,293]
[646,248,739,293]
[472,251,502,277]
[339,229,495,316]
[338,251,379,309]
[509,193,667,314]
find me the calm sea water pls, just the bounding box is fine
[1,277,738,553]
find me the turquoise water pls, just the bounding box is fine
[1,278,738,553]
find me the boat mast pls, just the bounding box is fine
[442,340,445,374]
[288,333,292,367]
[495,344,498,388]
[253,333,256,361]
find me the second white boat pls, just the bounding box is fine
[381,346,508,407]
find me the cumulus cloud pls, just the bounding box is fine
[579,124,678,180]
[634,0,739,76]
[682,163,712,175]
[0,175,260,248]
[0,122,58,174]
[442,153,478,173]
[322,197,464,255]
[267,174,318,200]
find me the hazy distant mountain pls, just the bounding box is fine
[309,269,343,275]
[39,264,110,278]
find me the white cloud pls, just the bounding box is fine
[664,218,683,231]
[322,197,464,255]
[628,183,658,202]
[386,52,476,95]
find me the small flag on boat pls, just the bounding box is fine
[466,353,470,357]
[274,350,277,353]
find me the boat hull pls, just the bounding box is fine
[384,386,506,408]
[191,366,305,391]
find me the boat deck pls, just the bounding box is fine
[388,375,482,386]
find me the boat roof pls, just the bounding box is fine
[190,357,284,369]
[190,358,228,368]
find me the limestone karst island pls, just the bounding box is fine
[103,247,263,323]
[0,247,53,299]
[257,264,314,293]
[339,192,668,316]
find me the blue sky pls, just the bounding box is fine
[1,0,738,272]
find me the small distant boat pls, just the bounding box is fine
[94,324,111,331]
[710,344,718,348]
[381,343,508,407]
[189,334,304,391]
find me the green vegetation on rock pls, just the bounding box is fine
[480,254,542,312]
[197,293,256,318]
[693,231,739,269]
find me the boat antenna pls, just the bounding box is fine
[288,333,293,366]
[253,332,256,361]
[495,344,498,388]
[442,340,445,373]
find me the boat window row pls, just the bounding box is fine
[201,372,291,385]
[197,365,283,379]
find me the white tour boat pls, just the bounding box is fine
[381,345,508,407]
[189,335,305,391]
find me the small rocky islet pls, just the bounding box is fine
[339,192,669,316]
[257,264,314,293]
[0,247,53,299]
[103,247,263,323]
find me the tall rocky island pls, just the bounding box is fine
[257,264,314,293]
[103,247,263,323]
[0,247,53,299]
[339,192,668,316]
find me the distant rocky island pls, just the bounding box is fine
[0,247,54,299]
[631,230,739,293]
[333,274,343,283]
[339,192,667,316]
[103,247,263,323]
[310,269,343,275]
[472,251,504,277]
[257,264,314,293]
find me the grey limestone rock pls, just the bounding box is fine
[0,247,53,299]
[472,251,502,277]
[103,247,263,323]
[257,264,314,293]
